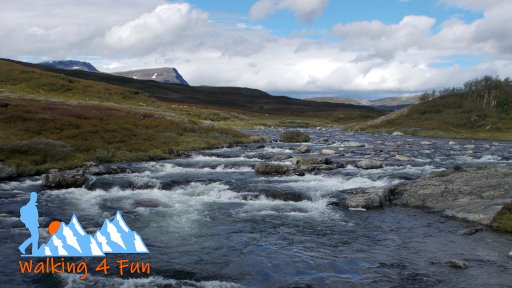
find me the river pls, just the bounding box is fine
[1,127,512,287]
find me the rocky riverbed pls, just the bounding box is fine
[1,127,512,287]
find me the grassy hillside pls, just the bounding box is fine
[2,58,383,116]
[0,59,385,176]
[0,60,251,175]
[354,76,512,141]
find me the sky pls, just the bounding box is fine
[1,0,512,99]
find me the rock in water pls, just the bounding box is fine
[343,141,366,147]
[320,149,336,155]
[295,145,311,154]
[395,155,412,161]
[0,164,17,180]
[42,169,88,189]
[392,131,404,136]
[444,260,469,269]
[254,163,291,175]
[356,160,384,169]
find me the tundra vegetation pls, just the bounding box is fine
[355,76,512,141]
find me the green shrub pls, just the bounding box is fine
[280,130,310,143]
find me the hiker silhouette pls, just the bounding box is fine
[19,192,39,255]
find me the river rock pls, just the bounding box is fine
[420,141,433,145]
[444,260,469,269]
[295,145,310,154]
[343,141,366,147]
[292,157,332,166]
[330,187,390,209]
[392,131,404,136]
[42,169,88,189]
[356,160,384,169]
[509,251,512,257]
[395,155,412,161]
[464,145,476,149]
[270,155,293,161]
[449,141,457,145]
[320,149,336,155]
[0,164,17,180]
[254,163,291,175]
[391,166,512,225]
[83,164,133,176]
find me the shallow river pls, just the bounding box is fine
[1,128,512,287]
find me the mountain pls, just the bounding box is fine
[38,60,99,72]
[94,211,149,254]
[113,67,189,85]
[305,95,423,110]
[35,211,148,257]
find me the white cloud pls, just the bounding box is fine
[0,0,511,98]
[439,0,508,12]
[249,0,329,24]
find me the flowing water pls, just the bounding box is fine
[1,128,512,287]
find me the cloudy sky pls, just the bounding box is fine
[1,0,511,99]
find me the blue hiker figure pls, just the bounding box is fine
[19,192,39,255]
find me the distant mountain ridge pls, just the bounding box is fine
[39,60,99,72]
[113,67,189,85]
[305,95,423,110]
[38,60,189,85]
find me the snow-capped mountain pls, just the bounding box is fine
[34,211,148,257]
[93,211,149,254]
[113,67,189,85]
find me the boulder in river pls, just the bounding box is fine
[444,260,469,269]
[329,187,390,209]
[343,141,366,147]
[320,149,336,155]
[254,163,291,175]
[295,145,310,154]
[83,164,133,176]
[395,155,412,161]
[42,169,88,189]
[392,131,404,136]
[292,157,332,166]
[391,166,512,225]
[0,164,17,180]
[356,160,384,169]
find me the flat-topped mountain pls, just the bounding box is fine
[113,67,189,85]
[39,60,99,72]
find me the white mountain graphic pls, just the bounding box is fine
[36,211,149,257]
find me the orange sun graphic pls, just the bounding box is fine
[48,221,61,235]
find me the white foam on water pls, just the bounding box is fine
[137,162,253,176]
[244,147,293,155]
[0,178,41,190]
[263,174,392,199]
[60,274,243,288]
[190,155,263,163]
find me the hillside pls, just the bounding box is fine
[1,59,383,116]
[0,58,387,176]
[0,60,250,175]
[354,76,512,141]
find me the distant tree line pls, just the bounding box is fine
[420,75,512,113]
